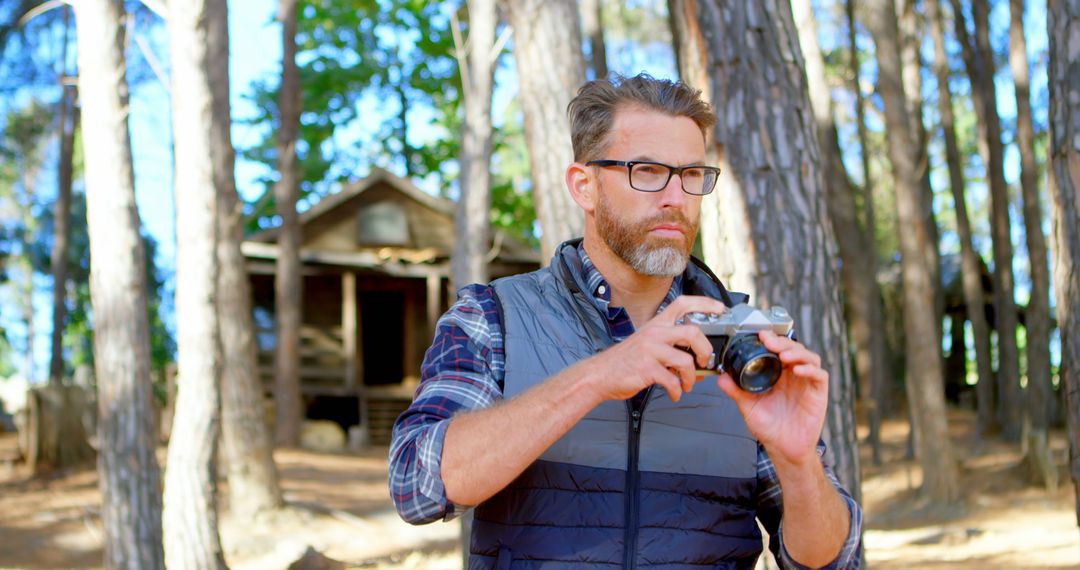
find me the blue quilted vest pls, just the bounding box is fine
[470,240,763,569]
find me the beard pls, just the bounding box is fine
[595,189,699,277]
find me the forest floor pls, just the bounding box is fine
[0,407,1076,569]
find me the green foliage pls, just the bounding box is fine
[489,98,537,248]
[0,94,174,380]
[240,0,464,231]
[43,189,176,378]
[238,0,541,247]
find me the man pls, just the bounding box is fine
[390,74,862,569]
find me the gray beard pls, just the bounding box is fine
[624,243,688,277]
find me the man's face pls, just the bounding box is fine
[591,106,706,276]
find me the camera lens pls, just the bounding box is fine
[724,334,782,393]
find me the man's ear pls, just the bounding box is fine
[566,162,597,213]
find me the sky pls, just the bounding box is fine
[0,0,1055,381]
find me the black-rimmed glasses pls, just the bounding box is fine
[586,159,720,196]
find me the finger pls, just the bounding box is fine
[791,363,830,386]
[657,346,699,392]
[669,325,716,369]
[653,366,684,402]
[653,295,729,326]
[760,331,822,368]
[758,329,797,352]
[778,346,822,369]
[716,372,758,408]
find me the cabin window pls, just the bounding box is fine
[358,200,408,246]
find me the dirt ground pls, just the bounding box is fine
[0,408,1076,569]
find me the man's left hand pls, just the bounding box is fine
[716,330,829,466]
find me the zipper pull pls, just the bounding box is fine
[631,409,642,432]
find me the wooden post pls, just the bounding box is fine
[426,271,442,341]
[342,271,357,389]
[342,271,369,438]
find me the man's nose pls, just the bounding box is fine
[657,172,688,207]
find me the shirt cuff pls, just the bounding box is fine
[412,419,461,520]
[776,492,863,569]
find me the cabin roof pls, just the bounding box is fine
[243,167,539,265]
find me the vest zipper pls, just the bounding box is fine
[624,387,652,569]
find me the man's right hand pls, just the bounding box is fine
[579,295,729,403]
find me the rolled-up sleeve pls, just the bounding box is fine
[757,441,864,569]
[388,286,504,524]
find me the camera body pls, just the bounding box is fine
[683,304,796,393]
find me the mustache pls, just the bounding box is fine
[642,211,695,232]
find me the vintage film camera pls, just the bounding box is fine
[682,304,796,393]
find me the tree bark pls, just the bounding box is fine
[73,0,164,567]
[580,0,608,80]
[506,0,585,262]
[210,0,284,516]
[49,83,77,385]
[163,0,227,566]
[897,0,945,337]
[683,0,861,502]
[927,0,995,436]
[25,384,95,474]
[793,0,892,470]
[667,0,755,298]
[274,0,304,447]
[1008,0,1056,489]
[451,0,498,290]
[867,0,960,503]
[1048,0,1080,524]
[950,0,1023,440]
[845,0,875,242]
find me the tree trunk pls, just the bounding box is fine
[867,0,960,503]
[927,0,995,436]
[49,83,77,385]
[684,0,861,502]
[847,0,896,453]
[73,1,164,567]
[24,384,95,474]
[897,0,945,340]
[667,0,755,300]
[163,0,227,567]
[506,0,586,262]
[580,0,608,80]
[1008,0,1056,489]
[950,0,1023,440]
[274,0,304,447]
[793,0,892,470]
[451,0,498,290]
[1048,0,1080,524]
[452,4,499,560]
[845,0,877,240]
[210,0,284,516]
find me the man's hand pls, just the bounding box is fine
[581,295,728,403]
[716,331,829,466]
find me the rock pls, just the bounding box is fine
[301,420,346,453]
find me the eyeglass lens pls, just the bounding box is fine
[630,163,717,195]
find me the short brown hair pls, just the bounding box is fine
[567,73,716,162]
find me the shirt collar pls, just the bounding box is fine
[576,242,683,318]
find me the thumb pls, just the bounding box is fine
[717,372,741,401]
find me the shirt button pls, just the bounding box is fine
[598,285,607,295]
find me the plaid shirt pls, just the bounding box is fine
[389,244,863,569]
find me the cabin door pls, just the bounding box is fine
[360,290,405,385]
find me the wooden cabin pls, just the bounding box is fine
[242,168,539,443]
